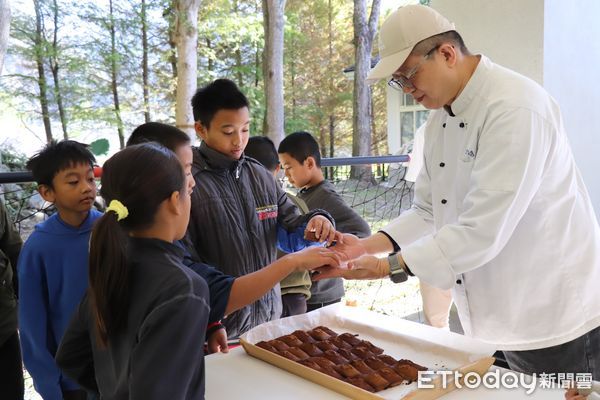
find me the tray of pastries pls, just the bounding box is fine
[240,305,495,399]
[255,326,428,393]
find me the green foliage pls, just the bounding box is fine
[2,0,389,159]
[0,144,28,171]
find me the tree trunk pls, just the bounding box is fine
[351,0,380,180]
[174,0,200,137]
[109,0,125,149]
[289,28,296,122]
[262,0,286,146]
[33,0,53,143]
[141,0,150,122]
[254,0,260,88]
[329,114,335,158]
[233,0,244,87]
[206,38,213,72]
[327,0,334,158]
[0,0,10,73]
[165,1,178,80]
[49,0,68,139]
[370,86,378,155]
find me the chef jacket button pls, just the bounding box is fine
[459,122,465,128]
[441,199,447,204]
[456,279,462,285]
[442,123,446,128]
[439,162,445,167]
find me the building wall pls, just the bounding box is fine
[431,0,544,84]
[543,0,600,217]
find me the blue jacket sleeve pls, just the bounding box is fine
[18,242,64,400]
[276,224,323,253]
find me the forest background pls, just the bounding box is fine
[0,0,427,165]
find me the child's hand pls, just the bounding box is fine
[305,215,336,246]
[289,246,341,271]
[207,327,229,354]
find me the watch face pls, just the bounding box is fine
[390,270,408,283]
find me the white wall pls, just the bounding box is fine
[431,0,544,84]
[386,86,402,153]
[543,0,600,217]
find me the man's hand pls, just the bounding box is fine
[206,327,229,354]
[312,255,390,281]
[305,215,337,246]
[329,233,367,262]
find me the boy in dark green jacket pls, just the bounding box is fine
[0,199,23,399]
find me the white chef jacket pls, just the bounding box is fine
[383,55,600,351]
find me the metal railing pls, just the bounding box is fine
[1,155,414,238]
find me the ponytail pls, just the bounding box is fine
[88,210,130,347]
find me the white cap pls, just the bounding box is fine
[367,4,455,82]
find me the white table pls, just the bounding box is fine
[206,347,564,399]
[206,314,566,400]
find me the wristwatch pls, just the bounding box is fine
[388,253,408,284]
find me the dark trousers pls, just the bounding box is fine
[306,298,341,313]
[0,331,24,400]
[503,325,600,380]
[62,390,88,400]
[281,293,307,317]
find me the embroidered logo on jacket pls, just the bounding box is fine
[464,148,476,159]
[256,205,278,220]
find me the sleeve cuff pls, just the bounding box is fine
[402,235,456,290]
[378,231,400,252]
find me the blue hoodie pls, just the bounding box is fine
[18,209,102,400]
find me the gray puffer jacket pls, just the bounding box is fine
[187,143,332,339]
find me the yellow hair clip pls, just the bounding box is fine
[106,199,129,221]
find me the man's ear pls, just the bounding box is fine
[38,184,55,203]
[195,121,208,141]
[439,43,457,67]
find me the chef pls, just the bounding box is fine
[316,4,600,379]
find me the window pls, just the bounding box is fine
[398,93,429,146]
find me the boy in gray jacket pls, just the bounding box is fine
[188,79,339,338]
[278,132,371,311]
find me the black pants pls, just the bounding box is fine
[0,331,24,400]
[504,325,600,380]
[281,293,307,317]
[306,298,341,313]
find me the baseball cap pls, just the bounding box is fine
[367,4,455,82]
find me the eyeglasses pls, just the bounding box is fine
[388,45,439,91]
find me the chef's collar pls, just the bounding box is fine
[447,54,488,117]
